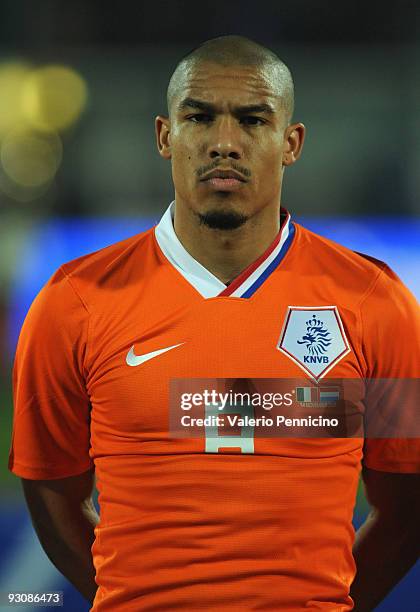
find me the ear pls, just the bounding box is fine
[155,115,172,159]
[282,123,306,167]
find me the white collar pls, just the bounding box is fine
[155,201,226,298]
[154,201,293,299]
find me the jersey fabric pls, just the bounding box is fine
[9,202,420,611]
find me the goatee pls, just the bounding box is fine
[197,209,248,231]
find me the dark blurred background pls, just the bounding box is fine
[0,1,419,610]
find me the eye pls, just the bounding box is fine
[187,113,213,123]
[240,116,266,126]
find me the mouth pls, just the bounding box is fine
[200,169,248,192]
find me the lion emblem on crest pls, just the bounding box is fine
[297,315,332,355]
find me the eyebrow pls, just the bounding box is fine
[177,97,276,115]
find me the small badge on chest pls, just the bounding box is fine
[277,306,351,380]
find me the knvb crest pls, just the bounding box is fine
[277,306,350,380]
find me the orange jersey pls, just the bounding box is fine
[9,203,420,611]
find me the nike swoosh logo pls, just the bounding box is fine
[126,342,184,367]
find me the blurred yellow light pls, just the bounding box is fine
[22,65,88,132]
[0,169,51,202]
[0,61,31,135]
[1,129,62,187]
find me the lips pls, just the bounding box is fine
[200,168,248,192]
[200,169,247,182]
[205,177,243,190]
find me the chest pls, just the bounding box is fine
[84,278,365,457]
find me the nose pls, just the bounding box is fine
[207,117,243,160]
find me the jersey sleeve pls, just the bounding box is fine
[360,264,420,473]
[8,266,93,480]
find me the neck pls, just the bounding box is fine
[173,199,282,284]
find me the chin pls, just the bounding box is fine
[196,205,249,231]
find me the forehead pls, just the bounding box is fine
[175,61,282,108]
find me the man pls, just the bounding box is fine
[9,35,419,611]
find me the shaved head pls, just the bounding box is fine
[167,35,295,122]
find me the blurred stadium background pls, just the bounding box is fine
[0,1,419,610]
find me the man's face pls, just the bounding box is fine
[157,61,300,229]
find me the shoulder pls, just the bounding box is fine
[60,227,155,281]
[295,222,388,275]
[25,227,156,326]
[294,223,397,301]
[45,227,156,307]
